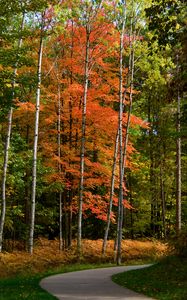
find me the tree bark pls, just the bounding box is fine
[116,10,126,265]
[77,23,90,257]
[68,20,74,248]
[176,55,181,234]
[56,65,63,251]
[122,43,135,175]
[29,20,44,255]
[103,9,135,257]
[102,130,119,255]
[160,164,166,238]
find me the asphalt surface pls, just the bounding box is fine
[40,265,155,300]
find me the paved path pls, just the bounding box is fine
[40,265,155,300]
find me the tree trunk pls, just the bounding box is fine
[68,21,74,248]
[59,192,63,250]
[116,13,126,265]
[0,14,25,252]
[129,173,134,239]
[56,66,63,251]
[148,97,156,236]
[176,55,181,234]
[102,130,119,255]
[103,9,135,258]
[122,44,135,175]
[160,164,166,238]
[68,189,73,247]
[29,22,44,255]
[77,23,90,257]
[64,195,69,248]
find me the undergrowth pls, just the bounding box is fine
[0,239,169,300]
[0,238,168,278]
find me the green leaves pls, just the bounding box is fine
[145,0,185,46]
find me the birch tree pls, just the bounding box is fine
[102,131,119,255]
[0,11,25,252]
[28,13,45,255]
[103,0,134,258]
[116,0,126,265]
[56,62,63,250]
[77,11,90,256]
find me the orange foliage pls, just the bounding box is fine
[11,10,147,224]
[0,239,168,278]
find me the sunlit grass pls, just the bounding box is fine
[112,256,187,300]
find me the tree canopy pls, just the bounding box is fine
[0,0,186,258]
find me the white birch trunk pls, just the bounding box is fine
[116,45,135,263]
[103,16,133,257]
[116,23,125,265]
[29,24,44,255]
[56,67,63,251]
[122,46,134,174]
[122,1,134,173]
[0,14,25,252]
[0,108,13,253]
[77,23,90,256]
[116,4,135,264]
[102,130,119,255]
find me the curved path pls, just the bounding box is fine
[40,265,155,300]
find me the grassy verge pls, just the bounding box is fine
[0,274,56,300]
[0,238,168,299]
[0,263,115,300]
[112,256,187,300]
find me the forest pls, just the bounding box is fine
[0,0,186,264]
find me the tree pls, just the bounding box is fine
[77,0,108,256]
[28,1,57,254]
[146,0,187,235]
[116,0,127,266]
[29,14,44,255]
[0,2,25,252]
[1,0,185,253]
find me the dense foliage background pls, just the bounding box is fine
[0,0,186,254]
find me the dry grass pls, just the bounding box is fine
[0,238,168,278]
[82,239,168,262]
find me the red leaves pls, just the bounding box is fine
[113,197,135,210]
[82,192,108,221]
[17,9,144,225]
[123,199,135,210]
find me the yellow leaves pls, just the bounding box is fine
[6,83,19,88]
[176,23,180,30]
